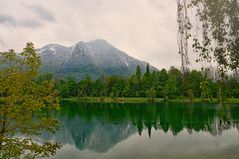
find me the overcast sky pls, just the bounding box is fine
[0,0,186,69]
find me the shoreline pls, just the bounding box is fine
[61,97,239,104]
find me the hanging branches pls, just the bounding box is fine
[176,0,239,103]
[177,0,191,74]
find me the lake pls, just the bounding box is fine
[45,101,239,159]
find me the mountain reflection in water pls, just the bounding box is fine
[43,101,239,159]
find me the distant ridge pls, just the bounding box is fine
[37,39,157,80]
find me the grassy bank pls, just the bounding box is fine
[62,97,163,103]
[61,97,239,104]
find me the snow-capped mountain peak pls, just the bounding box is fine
[37,40,157,80]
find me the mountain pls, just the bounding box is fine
[58,117,136,152]
[37,39,157,80]
[41,115,137,153]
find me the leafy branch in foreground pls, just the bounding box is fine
[177,0,239,104]
[0,43,61,158]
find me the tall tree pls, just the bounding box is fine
[188,70,203,98]
[177,0,239,103]
[142,63,151,93]
[165,67,183,98]
[146,63,150,76]
[0,43,61,158]
[136,65,142,81]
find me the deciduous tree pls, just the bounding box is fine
[0,43,61,158]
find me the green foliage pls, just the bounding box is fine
[178,0,239,103]
[187,70,202,97]
[226,74,239,98]
[188,89,194,102]
[36,73,54,84]
[0,43,61,158]
[146,87,156,102]
[56,77,76,98]
[135,65,142,81]
[163,67,183,99]
[53,65,239,101]
[190,0,239,69]
[146,63,150,75]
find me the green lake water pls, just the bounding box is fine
[46,101,239,159]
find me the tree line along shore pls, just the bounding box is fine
[37,64,239,103]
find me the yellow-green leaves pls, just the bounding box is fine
[0,43,61,158]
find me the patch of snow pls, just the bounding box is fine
[50,46,56,55]
[124,59,129,66]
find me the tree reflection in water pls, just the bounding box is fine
[57,101,239,138]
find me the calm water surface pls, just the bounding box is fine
[46,101,239,159]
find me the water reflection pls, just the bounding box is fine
[44,101,239,155]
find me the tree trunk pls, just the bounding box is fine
[0,112,7,150]
[0,135,3,150]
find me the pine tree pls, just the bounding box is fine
[136,65,142,81]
